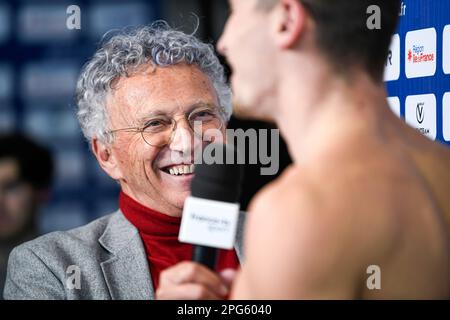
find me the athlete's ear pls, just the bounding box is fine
[270,0,307,49]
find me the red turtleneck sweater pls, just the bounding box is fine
[119,191,240,290]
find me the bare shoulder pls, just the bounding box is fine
[233,162,400,299]
[248,165,317,219]
[248,162,396,234]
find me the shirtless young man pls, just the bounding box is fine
[218,0,450,299]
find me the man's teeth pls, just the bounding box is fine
[168,164,195,176]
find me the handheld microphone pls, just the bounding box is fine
[178,144,243,270]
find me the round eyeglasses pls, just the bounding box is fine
[108,105,226,147]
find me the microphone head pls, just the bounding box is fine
[191,144,244,203]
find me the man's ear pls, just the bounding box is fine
[92,138,123,180]
[271,0,307,49]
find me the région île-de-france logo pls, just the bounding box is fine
[405,28,436,79]
[408,45,435,64]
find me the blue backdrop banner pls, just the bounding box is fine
[385,0,450,146]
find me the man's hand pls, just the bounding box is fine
[156,261,236,300]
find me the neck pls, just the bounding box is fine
[120,185,183,218]
[274,59,389,165]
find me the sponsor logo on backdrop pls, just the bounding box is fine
[416,102,425,124]
[405,28,437,78]
[405,94,437,140]
[384,34,401,82]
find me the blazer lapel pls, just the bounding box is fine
[99,211,154,300]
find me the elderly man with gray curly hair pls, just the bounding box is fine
[3,22,244,300]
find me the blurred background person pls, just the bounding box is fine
[0,133,53,298]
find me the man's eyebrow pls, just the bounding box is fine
[140,110,167,118]
[188,102,218,109]
[136,102,218,122]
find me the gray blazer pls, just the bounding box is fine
[3,210,246,300]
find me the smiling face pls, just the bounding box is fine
[96,64,225,217]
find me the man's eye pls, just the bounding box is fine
[143,119,170,133]
[147,120,163,127]
[192,110,215,120]
[145,119,168,127]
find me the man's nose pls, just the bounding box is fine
[168,121,200,155]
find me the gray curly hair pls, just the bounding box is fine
[75,21,232,144]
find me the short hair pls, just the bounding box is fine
[258,0,401,81]
[0,133,54,190]
[76,21,232,144]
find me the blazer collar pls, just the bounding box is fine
[98,210,154,300]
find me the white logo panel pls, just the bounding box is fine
[384,34,400,81]
[405,28,437,78]
[405,94,437,140]
[384,34,401,81]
